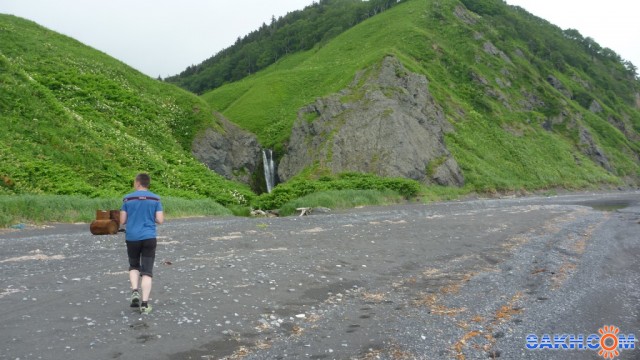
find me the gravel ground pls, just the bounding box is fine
[1,191,639,360]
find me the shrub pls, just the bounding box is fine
[279,189,403,216]
[0,195,231,227]
[252,172,421,210]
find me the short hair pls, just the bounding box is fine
[136,173,151,188]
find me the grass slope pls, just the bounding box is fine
[0,15,253,205]
[203,0,640,192]
[0,195,232,228]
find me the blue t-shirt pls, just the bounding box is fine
[121,190,163,241]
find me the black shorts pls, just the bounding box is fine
[126,238,157,277]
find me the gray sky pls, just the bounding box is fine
[0,0,638,78]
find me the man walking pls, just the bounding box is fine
[120,173,164,314]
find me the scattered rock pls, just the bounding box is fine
[251,210,267,217]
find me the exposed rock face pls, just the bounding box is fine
[454,5,477,25]
[609,114,640,142]
[546,75,572,98]
[482,41,512,64]
[278,56,464,187]
[578,126,611,172]
[519,90,545,111]
[589,100,603,113]
[192,113,261,185]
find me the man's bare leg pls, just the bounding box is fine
[141,275,152,302]
[129,270,141,308]
[129,269,140,290]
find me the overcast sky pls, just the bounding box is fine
[0,0,638,78]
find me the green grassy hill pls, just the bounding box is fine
[0,14,253,205]
[165,0,403,94]
[2,0,640,225]
[203,0,640,192]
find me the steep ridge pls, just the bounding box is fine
[0,14,253,204]
[165,0,404,94]
[203,0,640,191]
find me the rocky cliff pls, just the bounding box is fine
[278,56,464,186]
[192,114,261,186]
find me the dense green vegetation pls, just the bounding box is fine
[253,172,422,210]
[0,195,231,228]
[203,0,640,191]
[2,0,640,226]
[166,0,403,94]
[459,0,638,108]
[0,14,254,206]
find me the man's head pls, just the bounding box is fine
[134,173,151,189]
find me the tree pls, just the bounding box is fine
[624,60,638,77]
[562,28,583,42]
[582,37,602,56]
[165,0,404,94]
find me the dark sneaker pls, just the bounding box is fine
[140,304,152,314]
[130,290,140,308]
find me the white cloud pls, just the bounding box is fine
[0,0,315,77]
[505,0,640,67]
[1,0,638,78]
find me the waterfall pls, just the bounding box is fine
[262,149,275,193]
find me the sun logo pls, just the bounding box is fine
[598,325,621,359]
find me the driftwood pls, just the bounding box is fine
[90,209,121,235]
[250,209,279,218]
[296,208,312,216]
[90,219,118,235]
[96,210,110,220]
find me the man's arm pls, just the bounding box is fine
[120,210,127,226]
[155,211,164,225]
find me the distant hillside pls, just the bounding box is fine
[165,0,403,94]
[0,14,253,204]
[203,0,640,191]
